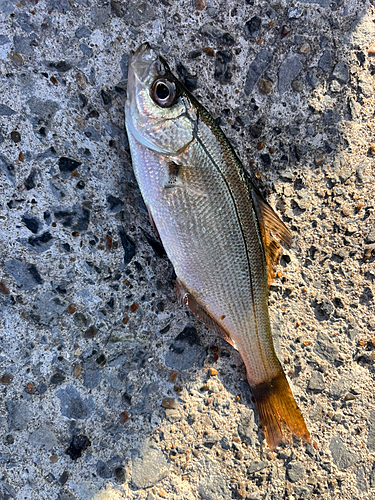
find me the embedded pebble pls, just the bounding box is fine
[65,434,91,460]
[308,371,325,392]
[329,436,358,470]
[332,62,349,83]
[131,441,170,489]
[197,459,231,500]
[244,50,273,95]
[278,55,303,95]
[287,460,306,483]
[56,385,95,420]
[165,326,206,370]
[6,401,32,431]
[314,332,339,364]
[319,50,332,72]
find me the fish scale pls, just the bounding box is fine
[125,43,310,449]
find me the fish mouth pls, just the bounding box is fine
[129,42,160,84]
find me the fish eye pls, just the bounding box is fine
[151,78,178,107]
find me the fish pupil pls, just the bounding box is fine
[156,82,170,100]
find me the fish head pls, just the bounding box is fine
[126,43,195,155]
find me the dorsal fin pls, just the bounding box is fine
[251,186,292,287]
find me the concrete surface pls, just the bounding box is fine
[0,0,374,499]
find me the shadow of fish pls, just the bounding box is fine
[125,43,310,450]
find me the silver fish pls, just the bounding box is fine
[125,43,310,449]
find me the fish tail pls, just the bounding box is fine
[250,371,311,450]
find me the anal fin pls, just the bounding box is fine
[250,370,311,450]
[176,279,236,348]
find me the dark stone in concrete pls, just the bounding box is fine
[244,16,261,38]
[314,331,339,363]
[65,434,91,460]
[367,411,375,451]
[44,61,72,73]
[56,385,95,420]
[249,117,266,138]
[365,225,375,244]
[58,157,82,173]
[79,43,92,57]
[13,35,34,55]
[6,400,32,431]
[306,69,319,89]
[359,287,373,305]
[176,61,198,91]
[329,436,358,470]
[101,89,112,106]
[21,214,41,234]
[237,413,256,446]
[165,326,206,371]
[244,50,273,95]
[75,25,92,38]
[50,371,66,385]
[355,465,368,493]
[319,50,332,72]
[200,24,235,45]
[118,226,136,265]
[330,376,353,398]
[248,460,269,473]
[18,231,53,253]
[0,104,16,116]
[287,461,305,483]
[332,62,349,83]
[314,297,334,320]
[308,371,325,392]
[278,55,303,94]
[214,51,232,83]
[83,362,102,389]
[96,460,112,479]
[370,463,375,488]
[0,153,16,186]
[47,0,71,13]
[107,195,124,213]
[5,259,43,290]
[53,204,89,232]
[120,53,129,79]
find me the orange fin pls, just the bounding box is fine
[250,370,311,450]
[176,279,236,348]
[251,187,292,287]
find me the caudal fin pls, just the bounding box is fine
[250,371,311,450]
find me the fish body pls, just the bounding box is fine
[125,43,310,449]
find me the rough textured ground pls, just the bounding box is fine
[0,0,374,499]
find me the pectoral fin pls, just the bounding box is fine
[165,162,208,197]
[251,187,292,287]
[176,279,236,348]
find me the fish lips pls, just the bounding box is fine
[128,43,170,89]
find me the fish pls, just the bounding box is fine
[125,43,311,450]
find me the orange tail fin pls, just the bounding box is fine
[250,371,311,450]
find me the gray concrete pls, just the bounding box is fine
[0,1,374,499]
